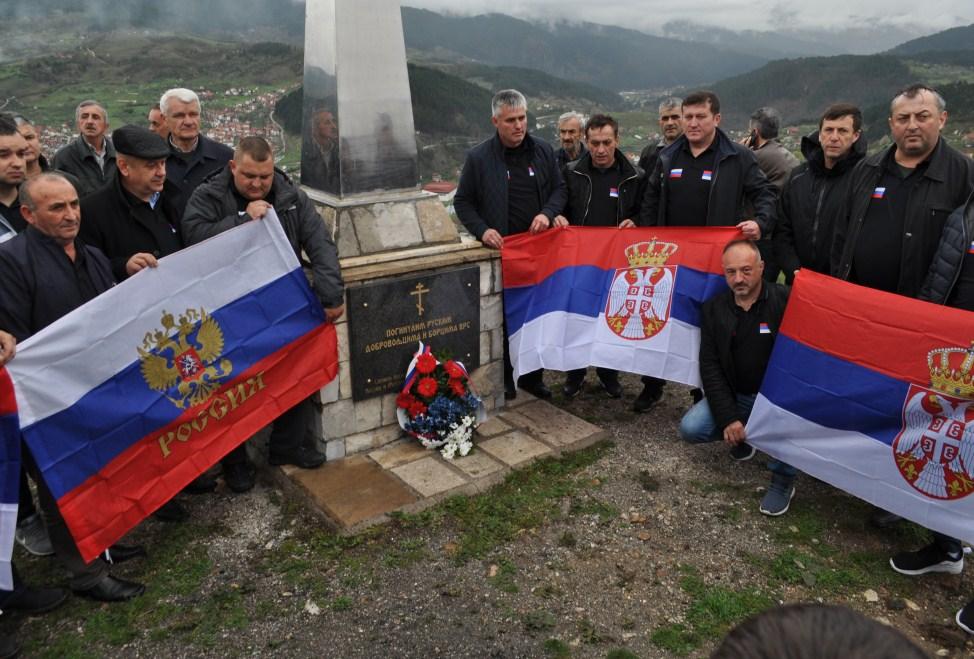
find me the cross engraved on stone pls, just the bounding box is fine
[410,283,430,317]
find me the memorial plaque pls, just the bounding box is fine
[347,267,480,401]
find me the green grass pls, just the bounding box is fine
[489,558,520,594]
[543,638,572,658]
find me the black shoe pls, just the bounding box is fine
[504,387,517,401]
[729,442,756,461]
[890,542,964,576]
[223,460,256,493]
[0,586,67,614]
[562,375,584,399]
[957,599,974,635]
[105,543,146,565]
[871,510,903,528]
[74,575,145,602]
[0,634,19,659]
[599,377,623,399]
[633,384,663,413]
[520,380,552,400]
[269,445,326,470]
[183,472,218,494]
[152,499,188,523]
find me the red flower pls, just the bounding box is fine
[408,400,427,417]
[443,360,465,379]
[396,391,416,409]
[416,377,439,398]
[448,378,466,397]
[416,353,437,375]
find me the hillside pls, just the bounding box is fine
[888,23,974,55]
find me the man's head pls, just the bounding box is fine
[658,97,683,144]
[19,173,80,245]
[749,107,781,144]
[75,100,108,147]
[148,103,169,140]
[230,136,275,201]
[818,103,862,168]
[888,84,946,161]
[12,115,41,168]
[0,113,27,190]
[160,88,202,145]
[113,125,170,201]
[722,239,764,300]
[682,91,721,149]
[557,111,584,157]
[491,89,528,149]
[585,114,619,169]
[312,107,338,149]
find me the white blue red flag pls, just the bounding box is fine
[501,226,739,386]
[3,211,338,562]
[0,370,19,590]
[747,270,974,543]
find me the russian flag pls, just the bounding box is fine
[746,270,974,544]
[872,187,886,199]
[501,226,739,386]
[967,241,974,255]
[0,370,19,590]
[3,211,338,562]
[669,169,683,179]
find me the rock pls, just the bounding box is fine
[904,598,920,611]
[304,600,321,616]
[864,589,879,603]
[936,649,949,657]
[488,564,498,578]
[887,598,907,611]
[637,531,651,542]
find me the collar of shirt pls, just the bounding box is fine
[169,135,200,155]
[149,191,161,209]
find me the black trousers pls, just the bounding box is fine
[566,367,619,384]
[223,396,314,465]
[501,316,543,390]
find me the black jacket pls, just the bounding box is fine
[638,141,664,178]
[919,193,974,306]
[699,281,789,430]
[454,133,566,240]
[80,174,184,281]
[832,138,974,297]
[165,135,234,220]
[182,166,344,309]
[556,142,587,171]
[51,136,117,197]
[773,131,867,283]
[563,150,646,226]
[638,128,777,233]
[0,226,114,341]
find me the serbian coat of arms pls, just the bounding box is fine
[893,342,974,500]
[138,308,233,410]
[605,239,678,340]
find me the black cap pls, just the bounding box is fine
[112,125,170,160]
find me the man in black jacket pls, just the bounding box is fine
[774,104,865,284]
[679,239,797,516]
[454,89,566,400]
[0,114,27,243]
[554,113,646,398]
[183,136,344,486]
[160,88,234,219]
[638,97,683,179]
[51,101,116,197]
[0,173,145,602]
[636,90,777,414]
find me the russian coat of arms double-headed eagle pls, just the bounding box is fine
[138,308,233,410]
[605,239,678,340]
[894,341,974,500]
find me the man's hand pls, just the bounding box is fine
[553,214,570,228]
[246,200,272,220]
[736,220,761,240]
[125,252,158,276]
[618,219,636,229]
[529,213,551,234]
[0,330,16,367]
[325,304,345,323]
[723,420,747,445]
[481,229,504,250]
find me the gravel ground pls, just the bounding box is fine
[11,373,974,658]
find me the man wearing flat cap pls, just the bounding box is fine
[80,124,183,282]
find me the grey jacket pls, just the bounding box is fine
[182,166,344,309]
[52,136,117,197]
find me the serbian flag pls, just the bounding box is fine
[0,370,18,590]
[501,226,739,386]
[3,211,338,562]
[747,270,974,544]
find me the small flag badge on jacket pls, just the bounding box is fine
[669,168,683,179]
[872,187,886,199]
[759,322,771,335]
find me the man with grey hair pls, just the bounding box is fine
[555,111,586,169]
[638,97,683,176]
[160,87,233,218]
[455,89,566,400]
[52,100,116,196]
[746,107,798,190]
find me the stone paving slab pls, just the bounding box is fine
[275,398,605,533]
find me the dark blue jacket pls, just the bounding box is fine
[919,193,974,307]
[165,135,233,220]
[454,133,566,240]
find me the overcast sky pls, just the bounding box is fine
[407,0,971,35]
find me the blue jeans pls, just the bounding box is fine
[679,393,796,478]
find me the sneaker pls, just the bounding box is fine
[759,474,796,516]
[269,445,326,470]
[890,542,964,576]
[562,375,584,399]
[599,377,623,399]
[729,442,756,461]
[15,514,53,557]
[632,384,663,413]
[956,599,974,635]
[223,460,256,493]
